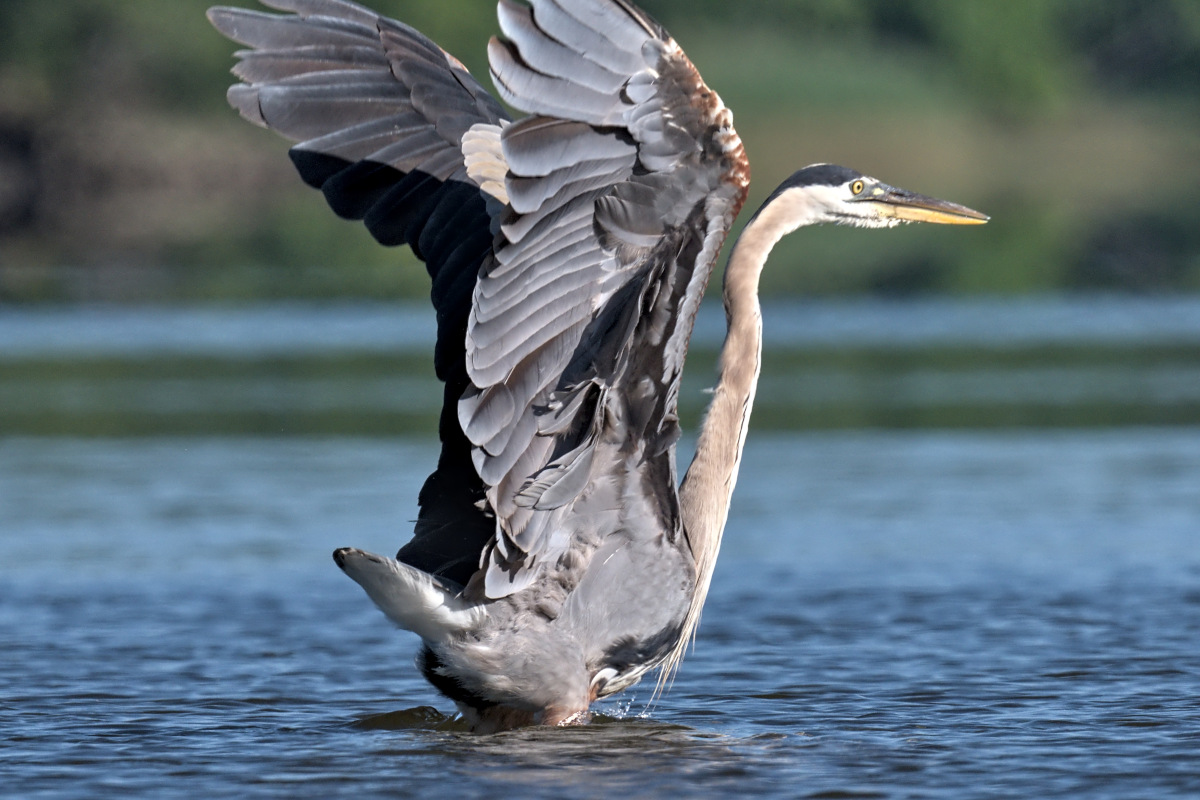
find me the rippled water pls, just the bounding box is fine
[3,431,1199,798]
[4,299,1200,796]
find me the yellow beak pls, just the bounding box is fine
[871,186,990,225]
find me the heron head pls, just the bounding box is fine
[768,164,989,231]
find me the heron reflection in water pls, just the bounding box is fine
[209,0,987,732]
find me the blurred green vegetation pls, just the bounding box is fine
[0,0,1198,303]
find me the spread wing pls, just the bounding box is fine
[207,0,507,381]
[209,0,749,599]
[209,0,509,585]
[460,0,749,597]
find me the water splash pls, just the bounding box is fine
[596,694,656,723]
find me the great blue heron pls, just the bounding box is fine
[208,0,987,732]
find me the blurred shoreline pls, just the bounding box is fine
[4,297,1198,435]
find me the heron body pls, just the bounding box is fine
[209,0,987,732]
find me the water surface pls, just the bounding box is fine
[2,300,1199,798]
[2,432,1199,798]
[5,298,1200,435]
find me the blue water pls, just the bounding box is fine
[2,431,1199,798]
[5,296,1200,358]
[2,300,1200,797]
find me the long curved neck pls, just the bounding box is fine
[670,192,811,662]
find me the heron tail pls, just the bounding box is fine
[333,548,485,642]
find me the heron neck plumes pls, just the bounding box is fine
[674,191,798,671]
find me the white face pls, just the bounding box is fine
[829,177,990,228]
[761,175,988,237]
[804,179,904,229]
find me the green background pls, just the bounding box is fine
[2,0,1198,304]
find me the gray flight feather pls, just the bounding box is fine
[452,0,748,604]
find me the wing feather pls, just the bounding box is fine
[525,0,649,75]
[488,40,628,126]
[213,0,750,604]
[256,0,380,25]
[497,0,629,94]
[230,45,389,82]
[454,0,749,599]
[213,8,375,51]
[210,0,510,588]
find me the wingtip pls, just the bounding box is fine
[226,84,268,128]
[206,6,249,40]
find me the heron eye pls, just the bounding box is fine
[851,180,865,195]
